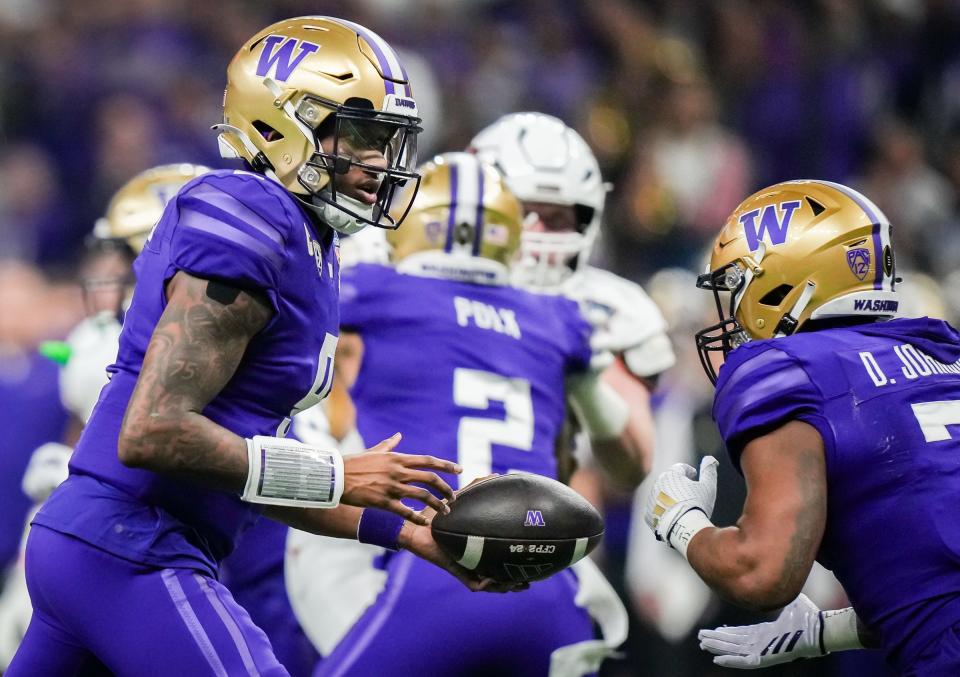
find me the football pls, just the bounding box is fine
[431,473,604,583]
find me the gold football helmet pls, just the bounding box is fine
[696,180,898,382]
[93,163,211,254]
[387,152,523,284]
[217,16,421,234]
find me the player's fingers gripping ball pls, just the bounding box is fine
[431,473,603,584]
[644,456,718,554]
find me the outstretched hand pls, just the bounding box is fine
[341,433,460,526]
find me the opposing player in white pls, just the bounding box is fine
[469,112,675,487]
[0,164,210,669]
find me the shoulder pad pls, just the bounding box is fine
[714,344,821,471]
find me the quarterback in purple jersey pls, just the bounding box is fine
[643,180,960,675]
[8,17,499,677]
[288,153,634,677]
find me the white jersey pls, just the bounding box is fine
[59,311,123,423]
[559,266,675,379]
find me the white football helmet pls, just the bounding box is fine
[469,112,609,289]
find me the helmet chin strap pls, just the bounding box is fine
[774,280,817,337]
[303,189,376,236]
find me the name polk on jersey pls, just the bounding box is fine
[453,296,521,339]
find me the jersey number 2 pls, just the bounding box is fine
[453,368,534,487]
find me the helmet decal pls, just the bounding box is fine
[740,200,801,251]
[255,35,320,82]
[817,180,889,290]
[442,154,487,256]
[846,248,871,281]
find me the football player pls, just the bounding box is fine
[469,112,675,488]
[0,163,209,671]
[7,17,495,676]
[2,164,319,675]
[643,180,960,675]
[288,152,630,677]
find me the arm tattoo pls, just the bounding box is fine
[119,271,272,491]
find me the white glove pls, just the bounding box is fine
[21,442,72,501]
[643,456,718,557]
[698,594,824,669]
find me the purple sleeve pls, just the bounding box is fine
[168,173,291,310]
[339,264,392,331]
[713,345,822,471]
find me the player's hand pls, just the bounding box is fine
[643,456,718,543]
[22,442,72,502]
[698,594,824,669]
[341,433,460,526]
[397,501,529,594]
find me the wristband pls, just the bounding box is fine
[567,370,630,440]
[242,436,344,508]
[819,607,863,653]
[357,508,405,551]
[667,508,713,559]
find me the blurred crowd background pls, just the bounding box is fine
[2,1,959,675]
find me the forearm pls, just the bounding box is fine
[686,525,798,611]
[265,503,362,539]
[118,271,271,491]
[687,526,810,611]
[603,358,655,479]
[567,361,651,488]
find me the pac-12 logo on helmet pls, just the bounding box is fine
[695,180,899,383]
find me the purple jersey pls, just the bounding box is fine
[714,317,960,671]
[34,169,340,575]
[341,263,591,485]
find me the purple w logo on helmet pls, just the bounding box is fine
[256,35,319,82]
[740,200,802,252]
